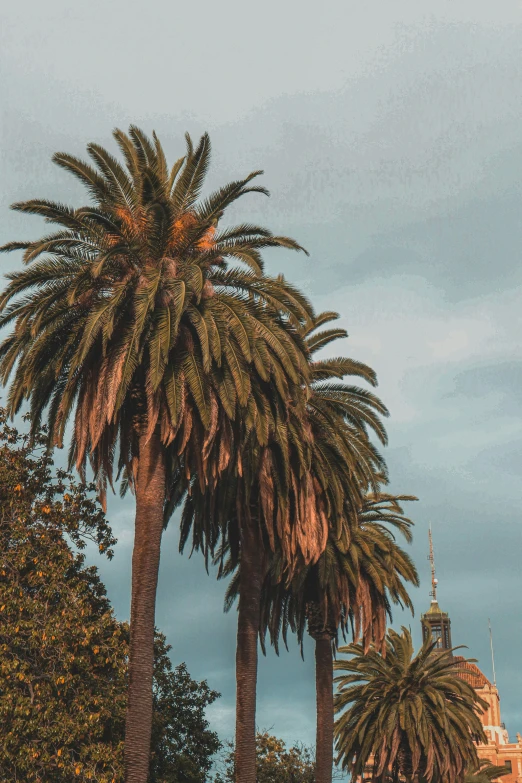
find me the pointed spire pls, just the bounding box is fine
[421,526,452,649]
[489,618,497,687]
[428,523,438,604]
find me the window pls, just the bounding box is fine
[504,761,512,773]
[431,625,442,647]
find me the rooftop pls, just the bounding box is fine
[452,656,492,689]
[421,600,450,618]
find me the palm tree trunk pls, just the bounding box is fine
[235,520,263,783]
[315,635,334,783]
[124,429,166,783]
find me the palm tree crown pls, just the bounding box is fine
[258,491,419,656]
[0,128,312,507]
[334,627,488,783]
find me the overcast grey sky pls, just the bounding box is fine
[2,0,522,751]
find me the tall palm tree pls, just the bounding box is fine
[233,491,418,783]
[334,627,488,783]
[0,128,315,783]
[210,312,396,783]
[263,313,405,783]
[181,390,333,783]
[307,493,418,783]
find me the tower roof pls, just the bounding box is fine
[423,600,449,617]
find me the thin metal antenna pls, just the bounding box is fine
[428,524,438,603]
[489,618,497,687]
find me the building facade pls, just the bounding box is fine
[421,531,522,783]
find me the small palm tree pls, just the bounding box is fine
[334,627,488,783]
[0,128,314,783]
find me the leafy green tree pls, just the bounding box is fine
[149,639,221,783]
[0,128,314,783]
[214,731,317,783]
[334,627,488,783]
[0,410,123,782]
[0,411,221,782]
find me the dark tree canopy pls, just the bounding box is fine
[149,640,221,783]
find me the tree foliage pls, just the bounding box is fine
[216,313,418,658]
[0,411,220,782]
[149,639,221,783]
[334,627,488,783]
[214,731,318,783]
[464,760,512,783]
[0,127,314,521]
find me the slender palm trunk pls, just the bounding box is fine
[235,520,263,783]
[315,635,334,783]
[124,429,166,783]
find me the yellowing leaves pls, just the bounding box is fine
[41,505,51,514]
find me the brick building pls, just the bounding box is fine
[421,530,522,783]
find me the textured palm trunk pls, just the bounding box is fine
[307,601,335,783]
[235,520,263,783]
[124,429,166,783]
[315,635,334,783]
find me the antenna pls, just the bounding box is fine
[489,618,497,687]
[428,524,438,603]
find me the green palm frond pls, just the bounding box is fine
[0,128,317,548]
[334,628,487,783]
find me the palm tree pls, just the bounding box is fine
[308,493,418,783]
[211,312,399,783]
[334,627,488,783]
[181,389,333,783]
[363,762,511,783]
[237,492,418,783]
[263,314,408,783]
[180,310,391,783]
[0,128,315,783]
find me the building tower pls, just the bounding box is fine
[420,526,452,650]
[418,529,522,782]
